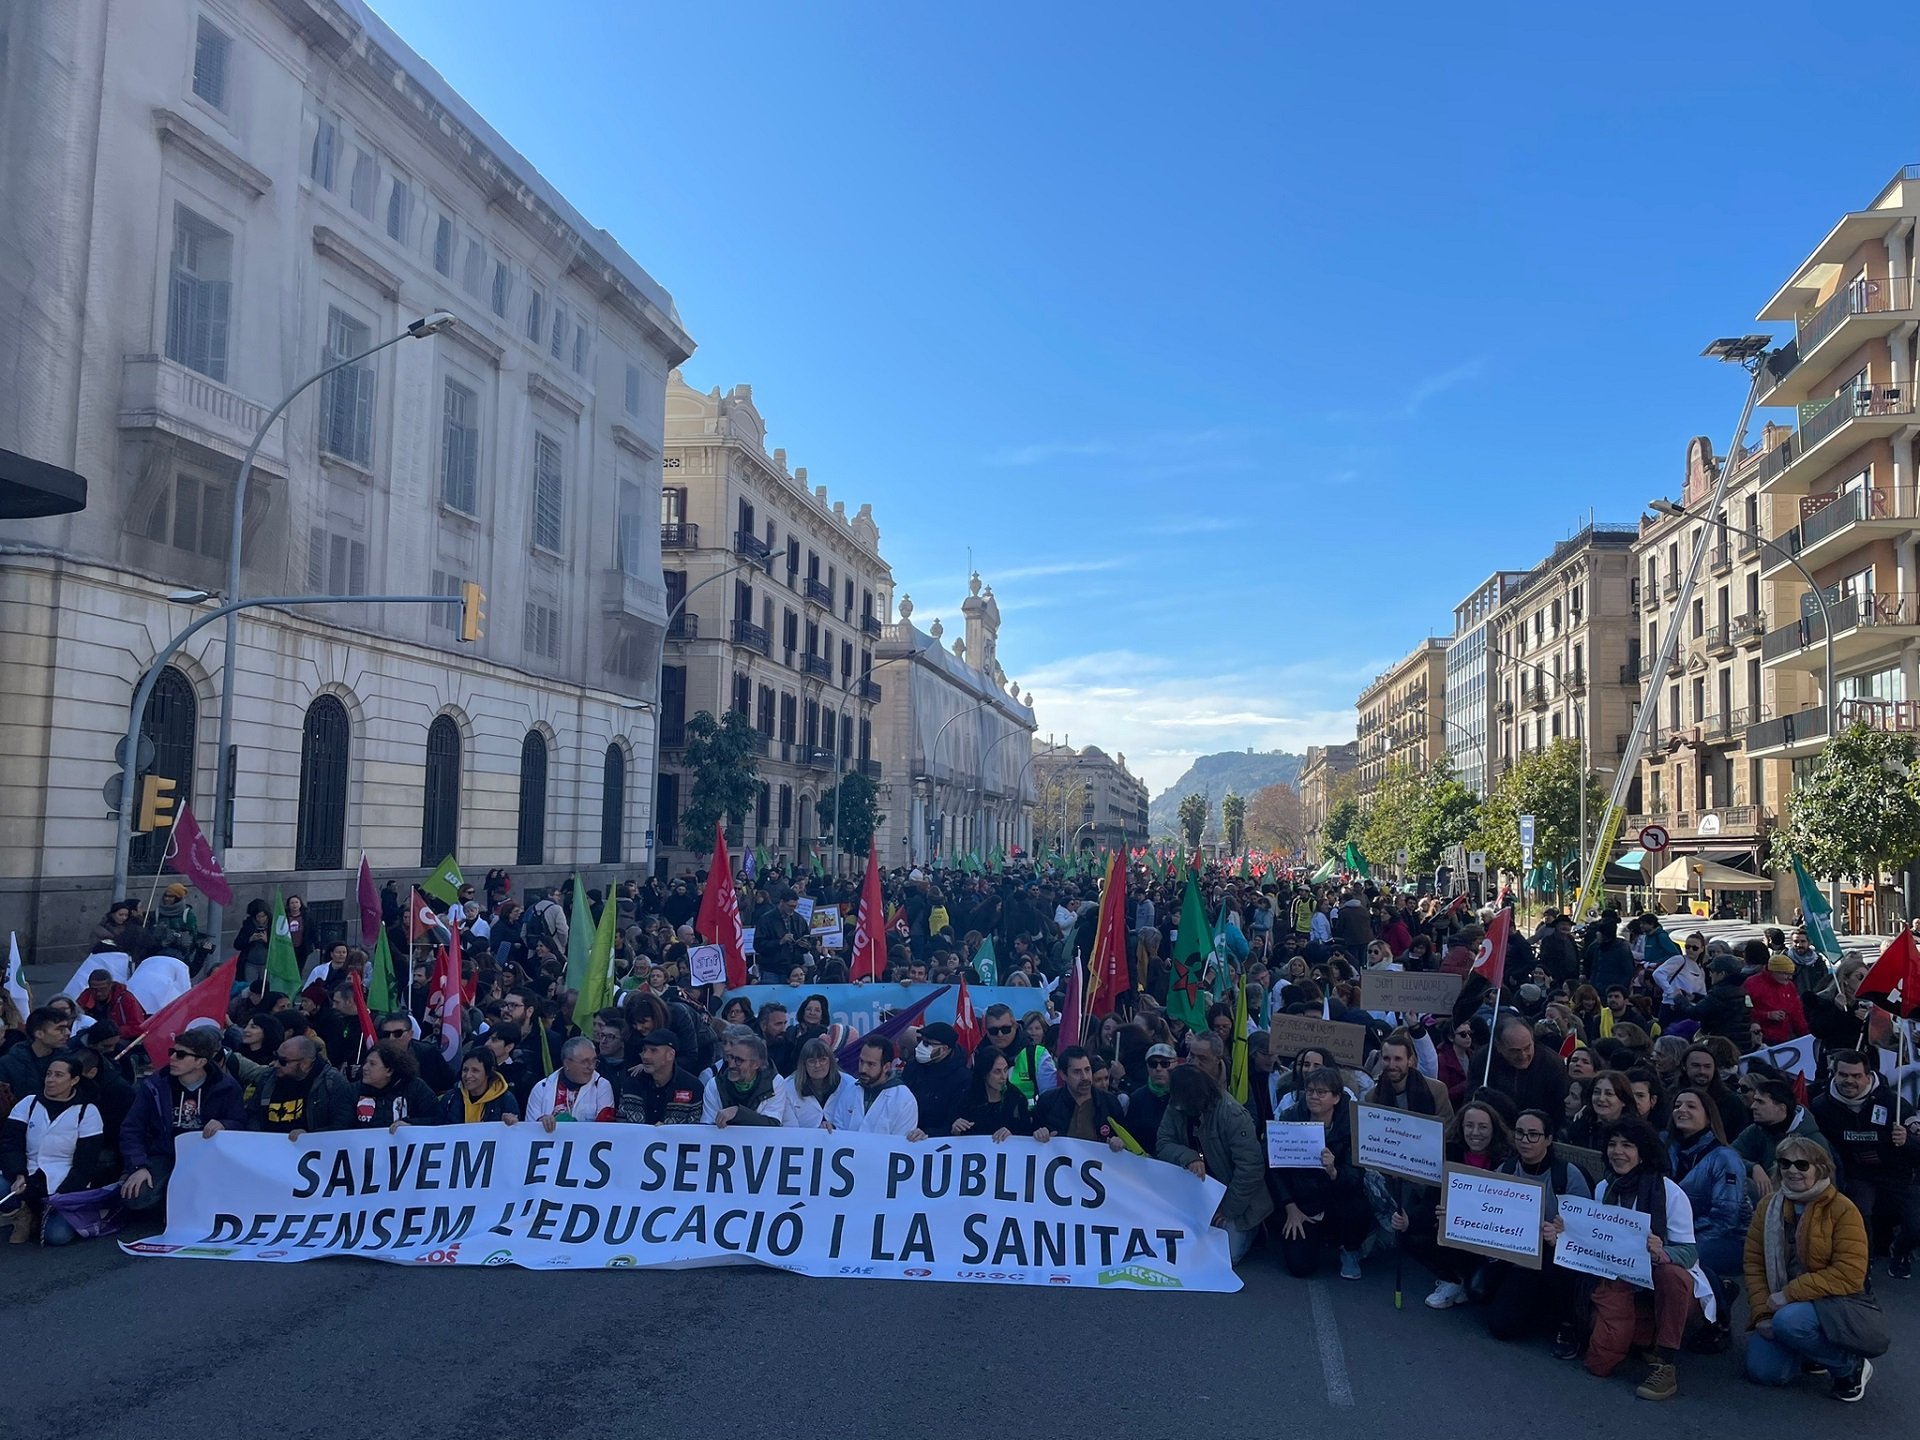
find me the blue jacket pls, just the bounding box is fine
[121,1067,248,1170]
[1668,1130,1750,1246]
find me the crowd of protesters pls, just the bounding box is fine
[1,857,1906,1403]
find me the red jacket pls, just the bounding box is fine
[1742,970,1806,1046]
[78,981,148,1033]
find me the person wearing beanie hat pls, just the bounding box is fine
[149,883,203,965]
[1743,949,1808,1047]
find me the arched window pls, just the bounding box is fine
[421,716,461,866]
[600,742,626,864]
[130,667,197,874]
[294,695,350,871]
[516,731,547,865]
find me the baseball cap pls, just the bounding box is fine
[919,1022,958,1047]
[639,1028,678,1049]
[1146,1042,1178,1061]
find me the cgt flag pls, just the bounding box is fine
[850,845,887,984]
[695,824,750,989]
[165,802,232,907]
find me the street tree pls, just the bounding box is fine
[1221,791,1246,853]
[1322,779,1360,861]
[1031,772,1089,853]
[1471,738,1601,898]
[681,709,761,843]
[1178,791,1209,851]
[1360,758,1480,873]
[1245,782,1305,855]
[817,770,883,857]
[1778,723,1920,888]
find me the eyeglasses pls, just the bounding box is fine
[380,1029,409,1039]
[986,1025,1015,1036]
[1147,1058,1174,1070]
[1779,1158,1816,1173]
[274,1054,303,1066]
[1513,1130,1549,1142]
[167,1047,197,1060]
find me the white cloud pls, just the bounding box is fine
[1406,359,1485,413]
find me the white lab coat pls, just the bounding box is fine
[777,1071,864,1131]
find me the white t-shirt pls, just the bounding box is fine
[8,1094,102,1193]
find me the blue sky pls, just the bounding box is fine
[373,0,1918,793]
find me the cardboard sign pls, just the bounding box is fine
[1350,1103,1445,1185]
[795,897,816,922]
[1554,1195,1653,1288]
[1265,1120,1327,1169]
[1269,1013,1367,1068]
[1557,1144,1607,1185]
[808,904,844,949]
[687,943,725,987]
[1359,970,1462,1016]
[1439,1164,1544,1268]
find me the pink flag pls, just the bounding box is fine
[165,802,232,906]
[140,955,237,1069]
[431,922,464,1062]
[695,824,750,989]
[356,854,382,948]
[850,846,887,983]
[1057,951,1085,1052]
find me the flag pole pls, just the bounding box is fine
[143,825,182,920]
[1481,986,1502,1089]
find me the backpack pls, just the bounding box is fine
[523,901,554,947]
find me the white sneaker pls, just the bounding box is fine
[1425,1281,1467,1309]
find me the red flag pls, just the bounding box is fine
[954,971,981,1057]
[1858,930,1920,1019]
[850,845,887,984]
[1471,906,1513,991]
[140,955,237,1069]
[349,968,376,1046]
[164,802,232,906]
[356,854,382,948]
[1086,854,1130,1018]
[695,823,749,989]
[430,922,464,1062]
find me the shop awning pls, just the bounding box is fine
[1651,856,1773,890]
[1613,849,1648,870]
[0,448,86,518]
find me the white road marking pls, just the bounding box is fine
[1307,1279,1354,1407]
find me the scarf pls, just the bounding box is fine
[1600,1166,1668,1240]
[461,1072,509,1123]
[1761,1180,1833,1297]
[1381,1071,1437,1116]
[726,1067,775,1113]
[1827,1079,1872,1113]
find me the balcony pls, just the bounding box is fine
[1618,662,1639,686]
[1746,705,1830,760]
[858,758,882,780]
[1761,591,1920,672]
[807,750,833,772]
[1565,668,1587,696]
[118,355,288,469]
[1525,685,1549,712]
[1705,622,1734,657]
[602,568,665,621]
[861,614,883,637]
[1630,805,1767,839]
[1699,711,1732,744]
[1738,529,1762,557]
[1762,484,1917,579]
[731,617,771,655]
[804,578,832,609]
[1731,611,1767,644]
[660,522,699,550]
[1759,383,1916,494]
[1662,573,1681,600]
[802,653,832,678]
[1709,541,1733,575]
[1494,699,1515,720]
[660,720,687,750]
[857,677,883,702]
[666,611,698,641]
[1760,278,1918,408]
[734,530,773,565]
[1640,654,1658,679]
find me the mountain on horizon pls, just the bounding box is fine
[1148,750,1303,838]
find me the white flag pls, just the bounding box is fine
[4,932,29,1016]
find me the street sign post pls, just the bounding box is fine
[1638,824,1670,853]
[1518,815,1536,850]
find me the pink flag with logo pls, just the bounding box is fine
[431,922,465,1062]
[164,802,232,906]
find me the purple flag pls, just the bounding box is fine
[833,985,951,1073]
[165,803,232,906]
[357,854,382,948]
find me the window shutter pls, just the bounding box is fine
[307,527,326,591]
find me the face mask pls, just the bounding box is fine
[914,1043,934,1064]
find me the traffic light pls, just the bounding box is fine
[136,774,177,833]
[459,581,485,643]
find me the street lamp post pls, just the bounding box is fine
[974,724,1028,859]
[1015,736,1066,858]
[927,698,993,864]
[204,312,455,944]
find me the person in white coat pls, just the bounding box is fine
[1652,933,1709,1007]
[779,1037,863,1130]
[851,1037,920,1136]
[524,1038,616,1130]
[701,1027,790,1128]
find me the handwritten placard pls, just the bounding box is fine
[1554,1195,1653,1288]
[809,904,844,949]
[1265,1120,1327,1170]
[687,943,725,987]
[1439,1164,1545,1268]
[1359,970,1462,1016]
[1269,1013,1367,1068]
[1350,1103,1445,1185]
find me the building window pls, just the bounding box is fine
[572,323,588,375]
[523,602,560,659]
[461,238,484,295]
[733,674,751,717]
[600,743,626,864]
[318,307,375,466]
[531,432,564,551]
[421,715,461,866]
[428,570,463,634]
[516,731,547,865]
[192,17,231,109]
[440,378,479,513]
[655,772,679,849]
[490,261,510,318]
[306,528,367,596]
[309,111,338,189]
[165,206,232,382]
[778,785,793,834]
[130,667,197,874]
[294,695,350,872]
[757,685,775,736]
[624,364,641,417]
[617,478,647,578]
[660,666,687,747]
[348,150,378,219]
[526,286,544,345]
[432,215,453,275]
[549,301,567,361]
[385,178,410,242]
[150,471,233,561]
[779,693,797,743]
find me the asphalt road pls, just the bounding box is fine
[3,1225,1912,1439]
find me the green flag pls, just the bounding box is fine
[367,926,396,1014]
[1792,856,1842,963]
[973,935,998,984]
[810,847,826,879]
[1238,853,1250,881]
[1309,856,1338,885]
[1167,872,1212,1033]
[574,887,619,1031]
[421,853,464,905]
[1344,839,1371,879]
[563,875,595,1001]
[265,887,302,998]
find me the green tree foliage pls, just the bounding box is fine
[1221,791,1246,853]
[1778,724,1920,886]
[1471,738,1602,888]
[817,769,883,857]
[680,710,761,844]
[1322,790,1361,860]
[1358,758,1481,873]
[1178,791,1209,850]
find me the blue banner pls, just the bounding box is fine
[724,983,1045,1033]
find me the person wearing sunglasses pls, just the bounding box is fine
[375,1012,453,1093]
[117,1026,246,1215]
[247,1035,358,1140]
[980,1003,1054,1103]
[1742,1137,1875,1401]
[1652,933,1710,1008]
[1124,1043,1179,1158]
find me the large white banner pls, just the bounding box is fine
[126,1126,1239,1292]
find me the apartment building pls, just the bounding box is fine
[1355,639,1448,801]
[1446,572,1528,796]
[1030,745,1150,855]
[1298,741,1358,859]
[655,375,893,875]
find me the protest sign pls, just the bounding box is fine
[725,983,1035,1033]
[1554,1195,1653,1288]
[795,897,816,922]
[1438,1164,1544,1268]
[1358,970,1461,1016]
[808,904,844,949]
[126,1128,1239,1291]
[1742,1034,1816,1083]
[687,944,725,987]
[1265,1120,1327,1169]
[1349,1104,1444,1185]
[1268,1013,1367,1068]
